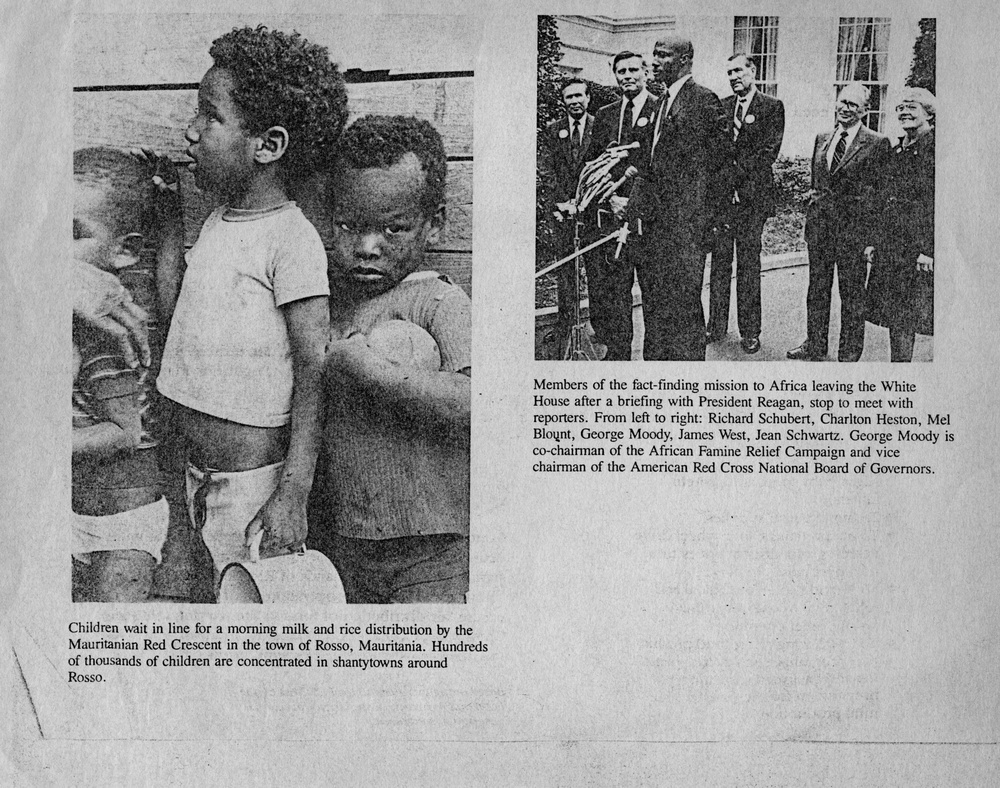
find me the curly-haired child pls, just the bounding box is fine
[155,26,348,587]
[310,115,471,604]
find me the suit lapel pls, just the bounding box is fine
[745,92,765,131]
[580,113,594,162]
[640,95,659,125]
[724,95,737,138]
[819,131,833,162]
[833,126,870,173]
[666,79,689,121]
[650,80,687,162]
[650,99,666,163]
[813,132,832,188]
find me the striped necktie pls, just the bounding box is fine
[733,100,745,141]
[830,130,848,171]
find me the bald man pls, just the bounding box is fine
[627,35,730,361]
[788,82,890,362]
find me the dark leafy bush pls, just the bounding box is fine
[772,154,811,212]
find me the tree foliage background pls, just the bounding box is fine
[537,15,564,133]
[906,18,936,94]
[536,18,658,269]
[536,16,564,268]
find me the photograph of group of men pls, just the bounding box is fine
[536,18,935,363]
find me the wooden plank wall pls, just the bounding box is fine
[74,14,474,294]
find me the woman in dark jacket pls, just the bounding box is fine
[865,87,936,362]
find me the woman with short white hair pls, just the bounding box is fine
[865,86,936,361]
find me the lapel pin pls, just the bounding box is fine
[745,114,755,124]
[559,129,569,139]
[636,116,649,127]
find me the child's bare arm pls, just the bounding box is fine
[73,393,143,458]
[245,295,329,557]
[74,261,150,368]
[72,422,134,458]
[325,335,471,440]
[134,149,185,324]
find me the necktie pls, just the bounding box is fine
[621,98,634,143]
[572,120,581,151]
[831,130,848,171]
[733,101,745,141]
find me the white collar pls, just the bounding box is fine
[735,86,757,107]
[567,113,587,132]
[653,76,693,151]
[618,89,649,135]
[827,122,863,168]
[835,122,862,143]
[623,88,650,113]
[666,73,693,100]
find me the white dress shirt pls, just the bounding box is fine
[826,121,862,170]
[618,88,651,140]
[652,73,693,152]
[733,87,757,124]
[567,113,588,142]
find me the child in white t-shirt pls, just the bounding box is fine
[155,26,348,585]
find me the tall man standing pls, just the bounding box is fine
[788,82,889,362]
[540,79,594,354]
[587,51,660,360]
[627,35,730,361]
[707,54,785,354]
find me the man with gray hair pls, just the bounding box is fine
[707,54,785,354]
[788,82,890,362]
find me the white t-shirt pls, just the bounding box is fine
[158,203,329,428]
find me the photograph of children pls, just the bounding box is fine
[72,14,474,604]
[535,15,935,364]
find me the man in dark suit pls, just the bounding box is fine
[788,82,890,362]
[585,51,660,360]
[627,35,730,361]
[707,54,785,354]
[539,79,595,353]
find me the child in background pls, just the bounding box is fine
[155,26,348,583]
[312,115,472,604]
[72,147,167,602]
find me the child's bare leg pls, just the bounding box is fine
[88,550,155,602]
[72,558,95,602]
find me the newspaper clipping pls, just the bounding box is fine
[2,1,998,785]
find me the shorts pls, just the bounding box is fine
[186,460,283,572]
[72,496,169,564]
[323,533,469,604]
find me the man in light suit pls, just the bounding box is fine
[788,82,890,362]
[586,51,660,360]
[707,54,785,354]
[540,79,595,353]
[627,35,730,361]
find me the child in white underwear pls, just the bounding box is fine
[72,147,168,602]
[155,26,348,587]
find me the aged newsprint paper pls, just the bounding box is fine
[2,0,998,784]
